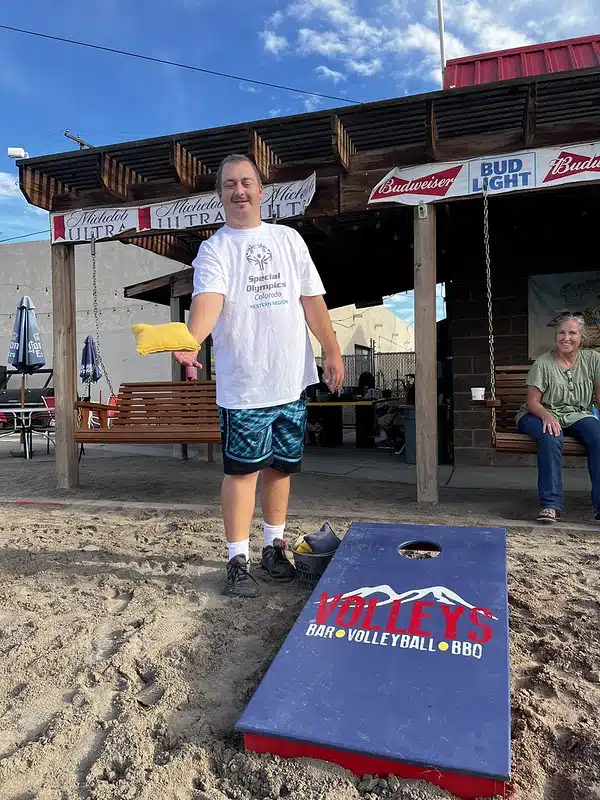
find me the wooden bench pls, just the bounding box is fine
[74,380,222,447]
[472,365,586,455]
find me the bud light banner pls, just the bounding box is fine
[50,173,316,244]
[368,140,600,206]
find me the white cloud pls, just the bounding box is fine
[315,65,347,83]
[0,186,50,243]
[303,95,323,112]
[269,10,285,27]
[269,107,282,117]
[259,0,598,88]
[445,0,532,51]
[261,30,288,55]
[0,172,20,199]
[347,58,382,76]
[298,28,352,57]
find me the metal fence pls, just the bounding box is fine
[373,352,416,395]
[316,351,416,395]
[315,351,416,429]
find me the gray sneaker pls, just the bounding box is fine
[260,538,296,581]
[226,555,260,598]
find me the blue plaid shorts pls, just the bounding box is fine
[218,397,307,475]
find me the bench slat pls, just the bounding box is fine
[495,432,585,456]
[75,429,222,444]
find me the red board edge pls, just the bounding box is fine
[244,733,506,800]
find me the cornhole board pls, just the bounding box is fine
[236,523,510,799]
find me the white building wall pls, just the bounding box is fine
[309,303,414,356]
[0,240,173,398]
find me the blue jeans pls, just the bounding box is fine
[517,413,600,511]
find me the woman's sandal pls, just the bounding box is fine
[537,508,560,524]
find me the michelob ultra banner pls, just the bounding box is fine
[51,173,316,244]
[368,140,600,206]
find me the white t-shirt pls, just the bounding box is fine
[191,222,325,410]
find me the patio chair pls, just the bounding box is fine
[30,395,56,455]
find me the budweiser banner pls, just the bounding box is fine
[51,173,316,244]
[368,141,600,206]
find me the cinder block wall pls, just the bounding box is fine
[447,272,534,466]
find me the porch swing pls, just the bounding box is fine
[470,185,586,456]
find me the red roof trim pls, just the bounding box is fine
[444,32,600,89]
[447,33,600,66]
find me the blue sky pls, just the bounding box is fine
[0,0,596,324]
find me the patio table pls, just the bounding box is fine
[0,404,48,459]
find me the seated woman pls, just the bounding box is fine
[516,312,600,524]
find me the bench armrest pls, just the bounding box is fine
[74,400,116,429]
[74,401,115,411]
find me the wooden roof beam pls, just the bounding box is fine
[248,130,280,182]
[523,83,537,148]
[331,115,356,172]
[172,141,211,189]
[20,165,73,212]
[123,233,194,265]
[102,154,147,201]
[425,100,439,160]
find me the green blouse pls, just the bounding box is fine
[515,349,600,428]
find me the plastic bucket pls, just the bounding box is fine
[293,549,336,590]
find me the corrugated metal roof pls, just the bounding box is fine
[444,33,600,89]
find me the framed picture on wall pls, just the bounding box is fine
[528,271,600,358]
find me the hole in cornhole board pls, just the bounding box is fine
[398,540,441,559]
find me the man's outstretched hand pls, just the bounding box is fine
[173,351,203,381]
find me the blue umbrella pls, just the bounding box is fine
[80,335,102,399]
[7,296,46,406]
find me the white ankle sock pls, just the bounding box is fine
[263,521,286,548]
[227,539,250,564]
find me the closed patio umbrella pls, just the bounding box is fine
[80,335,102,401]
[7,296,46,406]
[78,335,103,460]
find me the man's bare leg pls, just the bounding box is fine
[222,473,259,544]
[260,467,291,526]
[222,473,260,597]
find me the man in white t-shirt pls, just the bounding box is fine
[174,154,344,598]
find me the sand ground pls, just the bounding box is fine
[0,499,598,800]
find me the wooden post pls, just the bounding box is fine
[51,243,79,489]
[413,203,438,503]
[170,296,188,461]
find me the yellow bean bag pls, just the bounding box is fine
[294,536,313,554]
[132,322,199,355]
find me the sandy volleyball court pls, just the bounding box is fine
[0,503,598,800]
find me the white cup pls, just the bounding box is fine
[471,387,485,401]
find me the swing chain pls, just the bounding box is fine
[91,236,116,398]
[483,181,497,444]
